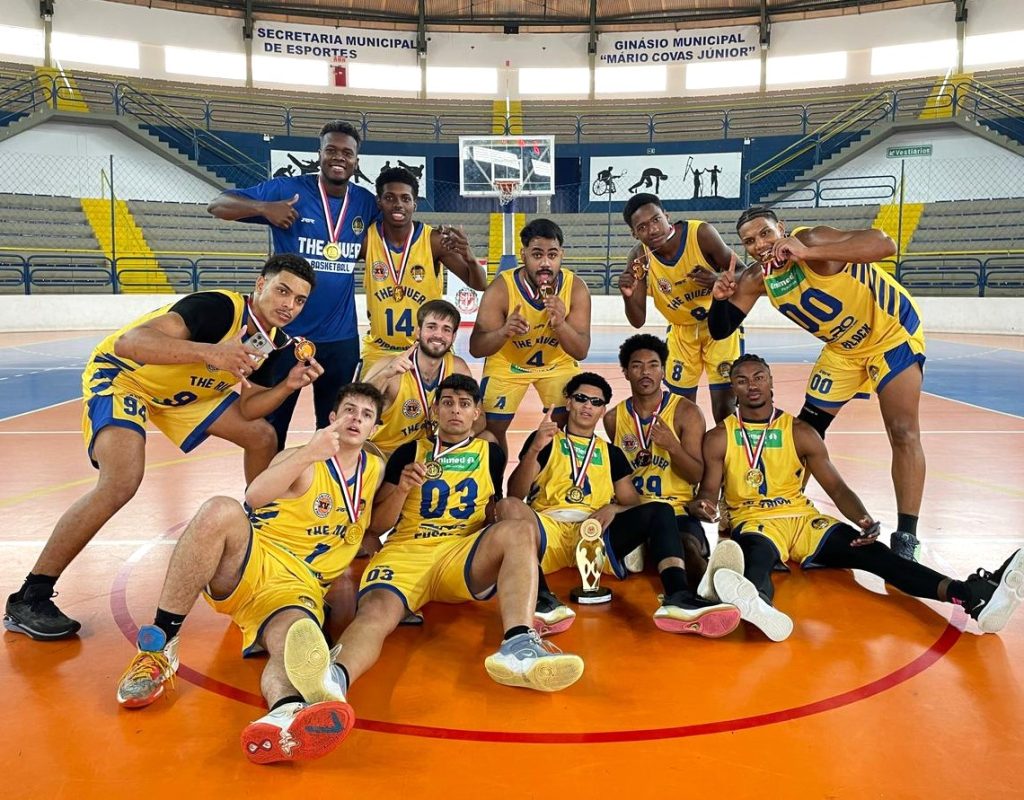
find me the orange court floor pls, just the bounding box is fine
[0,328,1022,799]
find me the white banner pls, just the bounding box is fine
[254,21,418,65]
[596,26,759,66]
[270,150,427,196]
[588,152,743,202]
[445,262,485,325]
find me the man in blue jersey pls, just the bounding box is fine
[209,120,380,449]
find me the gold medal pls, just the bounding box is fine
[323,241,341,261]
[634,449,652,467]
[422,419,437,438]
[293,338,316,362]
[424,460,443,480]
[566,486,586,504]
[745,468,764,487]
[344,523,363,546]
[630,260,648,281]
[539,282,556,298]
[394,285,406,301]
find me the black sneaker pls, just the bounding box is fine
[890,531,921,562]
[4,585,82,640]
[963,549,1024,634]
[652,590,741,638]
[532,589,575,636]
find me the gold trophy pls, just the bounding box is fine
[569,518,612,605]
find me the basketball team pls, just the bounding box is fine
[5,121,1021,765]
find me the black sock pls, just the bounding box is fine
[945,580,971,606]
[660,566,689,598]
[537,567,551,595]
[503,625,531,641]
[271,694,304,711]
[22,573,57,595]
[338,663,351,694]
[153,608,187,640]
[897,514,919,537]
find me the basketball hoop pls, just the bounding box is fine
[494,179,522,207]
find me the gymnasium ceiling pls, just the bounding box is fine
[103,0,956,31]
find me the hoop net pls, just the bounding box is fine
[494,179,522,206]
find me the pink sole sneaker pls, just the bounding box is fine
[241,701,356,765]
[653,606,742,638]
[532,615,575,637]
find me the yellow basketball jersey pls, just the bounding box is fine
[645,220,714,326]
[248,452,383,585]
[764,227,923,357]
[488,267,577,373]
[723,411,814,524]
[528,431,616,517]
[363,222,441,351]
[389,437,494,545]
[83,290,262,407]
[370,351,456,456]
[611,392,695,513]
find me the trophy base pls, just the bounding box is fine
[570,586,613,605]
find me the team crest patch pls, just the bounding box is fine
[717,361,733,379]
[657,277,673,294]
[313,493,333,518]
[351,216,364,236]
[811,517,831,530]
[411,264,426,282]
[456,287,479,314]
[621,433,640,452]
[869,365,881,382]
[402,398,423,418]
[371,261,389,282]
[298,595,318,610]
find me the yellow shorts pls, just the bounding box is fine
[204,530,329,656]
[358,337,410,379]
[805,335,926,409]
[537,513,626,579]
[732,513,841,565]
[665,322,743,394]
[480,358,579,419]
[357,531,496,613]
[82,384,238,468]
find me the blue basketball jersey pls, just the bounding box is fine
[230,174,379,341]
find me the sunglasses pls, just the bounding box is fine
[570,392,607,407]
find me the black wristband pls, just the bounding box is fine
[707,298,747,339]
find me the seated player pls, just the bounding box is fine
[470,218,592,452]
[114,384,386,765]
[363,299,475,458]
[603,333,712,582]
[506,372,740,638]
[5,254,322,641]
[688,355,1024,642]
[276,374,583,744]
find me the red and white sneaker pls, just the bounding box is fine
[241,700,356,765]
[116,625,179,708]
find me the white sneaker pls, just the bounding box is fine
[713,568,794,642]
[484,630,584,692]
[284,617,347,703]
[533,590,576,636]
[241,700,355,765]
[623,544,645,573]
[697,540,745,603]
[116,625,180,708]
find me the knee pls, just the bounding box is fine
[495,497,532,522]
[196,495,247,529]
[96,467,144,508]
[496,518,540,550]
[242,419,278,452]
[885,416,919,447]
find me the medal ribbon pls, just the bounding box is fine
[244,296,291,349]
[431,435,472,463]
[565,432,598,489]
[411,350,447,428]
[629,391,670,451]
[518,267,557,302]
[329,450,364,524]
[318,175,351,249]
[380,221,415,293]
[736,408,780,474]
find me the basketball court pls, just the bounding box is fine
[2,326,1022,797]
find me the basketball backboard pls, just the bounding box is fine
[459,135,555,197]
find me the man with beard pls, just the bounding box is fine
[209,120,380,450]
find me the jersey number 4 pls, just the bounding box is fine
[385,308,415,338]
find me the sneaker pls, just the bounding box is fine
[484,630,584,692]
[241,700,355,765]
[284,617,347,704]
[623,544,645,573]
[399,610,424,626]
[116,625,180,708]
[964,549,1024,634]
[713,569,794,642]
[532,589,576,636]
[890,530,921,562]
[696,540,745,603]
[4,585,81,640]
[653,590,741,638]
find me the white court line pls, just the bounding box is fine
[0,397,80,422]
[923,391,1024,421]
[0,539,177,547]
